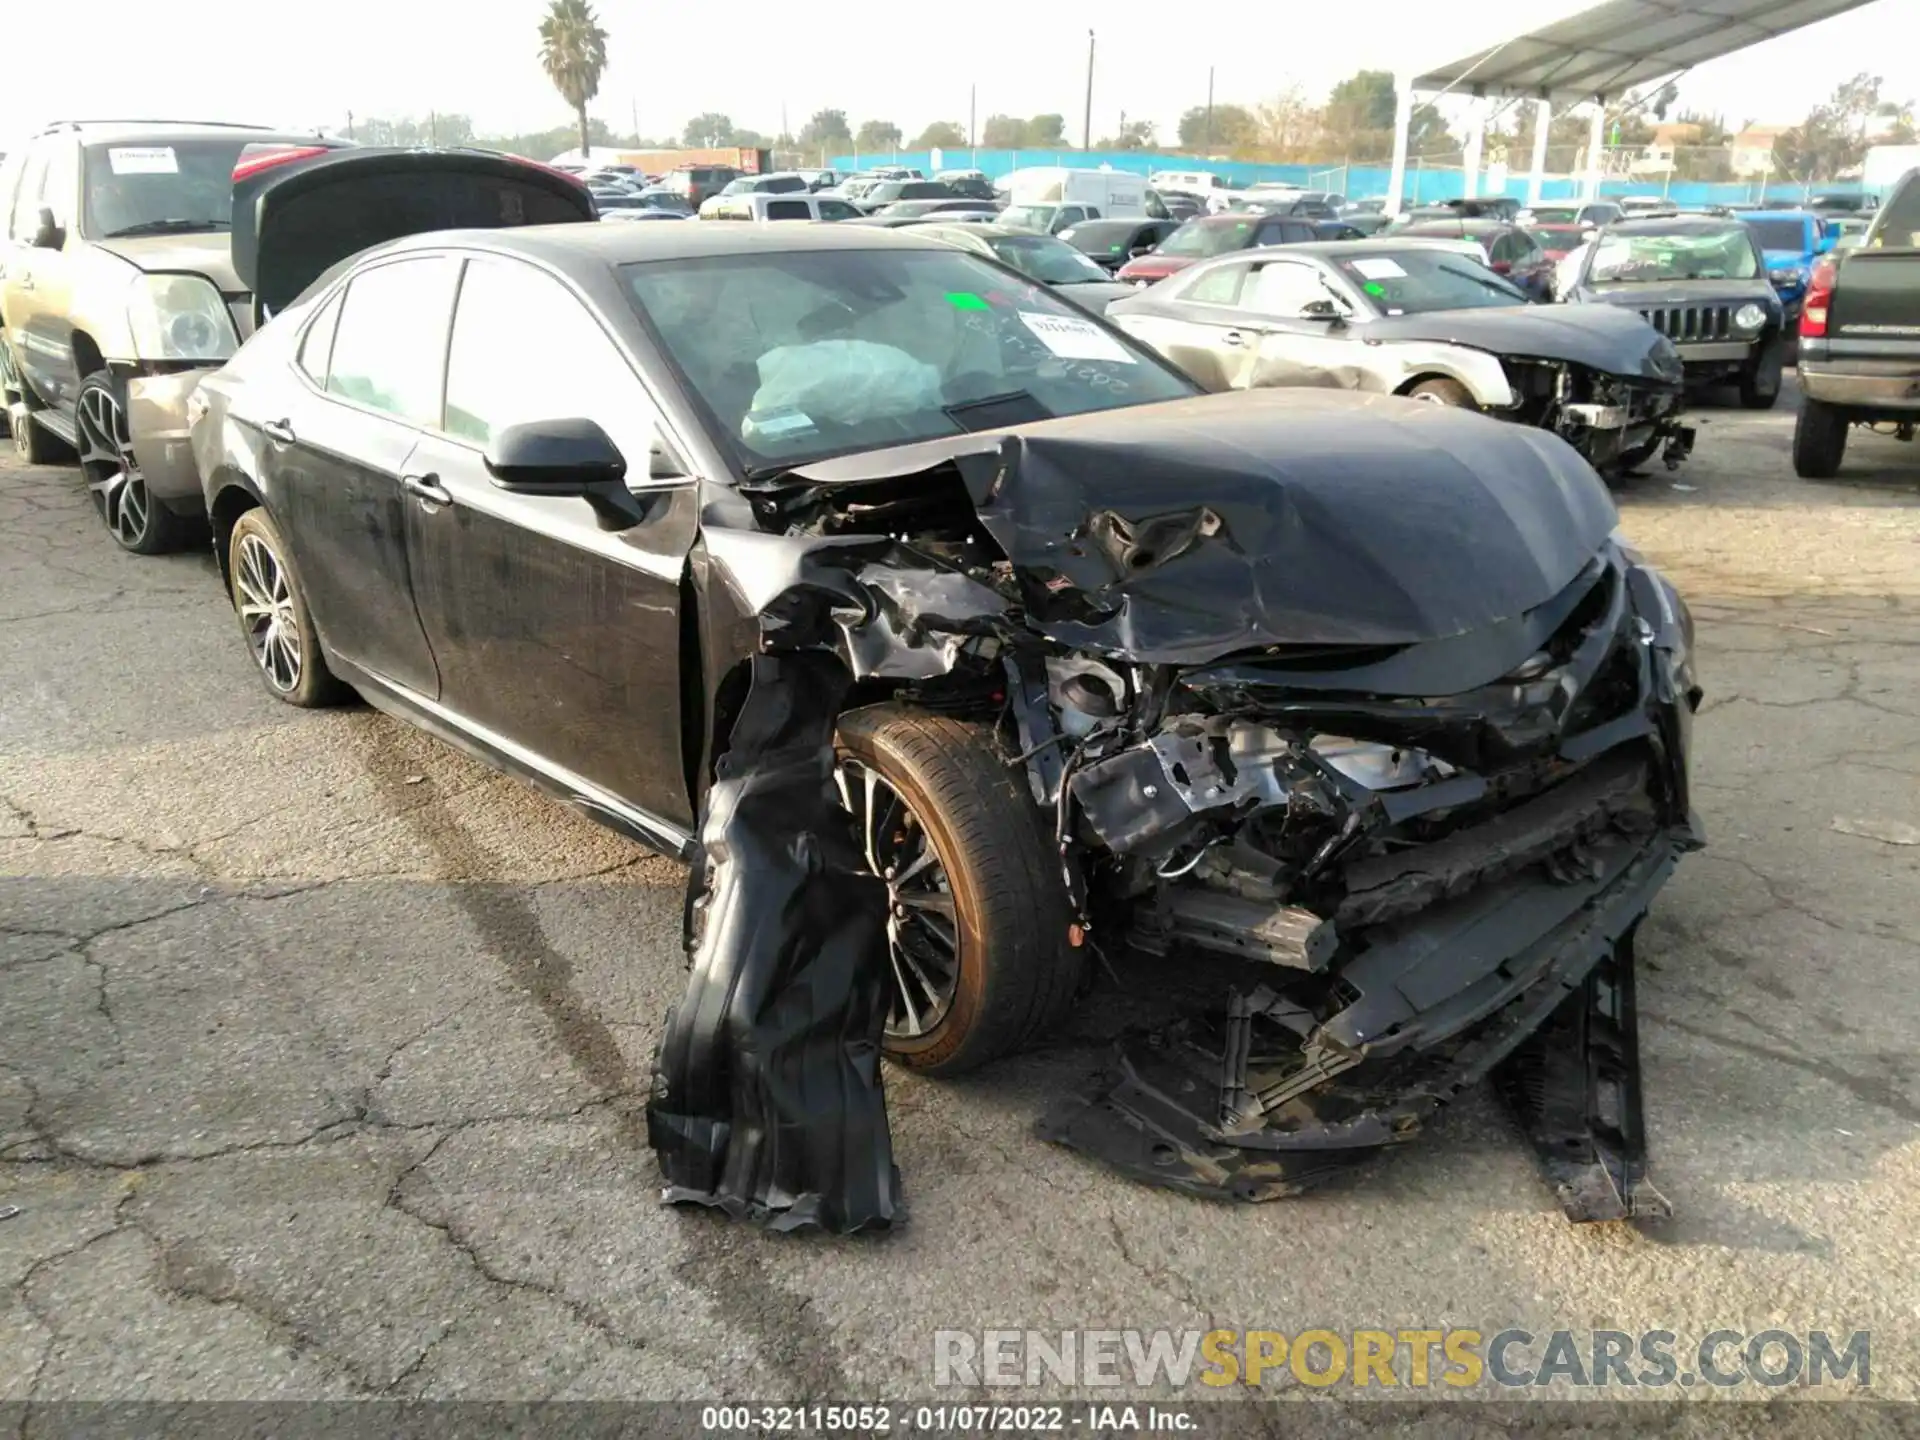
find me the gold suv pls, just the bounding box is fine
[0,120,342,552]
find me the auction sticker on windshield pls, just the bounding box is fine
[108,147,179,175]
[1020,312,1135,364]
[1351,257,1408,280]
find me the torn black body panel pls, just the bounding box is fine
[647,653,902,1233]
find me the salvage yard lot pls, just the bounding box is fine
[3,383,1919,1406]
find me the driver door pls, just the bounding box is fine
[399,253,700,833]
[1236,258,1358,391]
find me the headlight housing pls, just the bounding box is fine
[1733,301,1768,331]
[127,274,237,363]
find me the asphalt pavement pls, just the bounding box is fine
[3,381,1918,1414]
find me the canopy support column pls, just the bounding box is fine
[1462,100,1484,201]
[1527,98,1552,206]
[1386,72,1414,216]
[1585,104,1606,200]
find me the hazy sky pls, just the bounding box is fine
[1,0,1908,152]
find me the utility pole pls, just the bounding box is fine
[345,110,354,140]
[1083,30,1096,151]
[631,97,640,144]
[429,110,438,147]
[1204,67,1214,151]
[970,83,977,163]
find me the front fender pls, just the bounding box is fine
[1374,340,1515,407]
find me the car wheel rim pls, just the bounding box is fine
[833,758,961,1040]
[76,385,149,547]
[234,532,303,693]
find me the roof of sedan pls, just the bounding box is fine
[387,220,952,264]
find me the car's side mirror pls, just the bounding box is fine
[484,418,642,530]
[32,207,63,250]
[1300,299,1344,323]
[1128,243,1153,258]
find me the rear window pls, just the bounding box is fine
[1747,218,1810,251]
[764,199,812,220]
[901,182,950,200]
[1159,219,1257,258]
[1867,173,1920,249]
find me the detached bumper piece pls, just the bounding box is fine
[1038,825,1683,1216]
[647,654,903,1234]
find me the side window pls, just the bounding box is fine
[818,199,859,221]
[444,257,655,464]
[296,290,344,383]
[1245,261,1330,317]
[1253,223,1285,246]
[765,199,811,220]
[39,142,78,235]
[0,150,27,238]
[1183,262,1250,306]
[1282,222,1316,243]
[9,147,51,242]
[325,256,461,425]
[1488,232,1518,264]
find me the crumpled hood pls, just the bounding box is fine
[790,389,1619,664]
[1364,304,1682,383]
[1053,279,1140,315]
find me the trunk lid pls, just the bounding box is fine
[230,148,596,317]
[1826,249,1920,341]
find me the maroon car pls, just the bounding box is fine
[1527,221,1591,261]
[1396,218,1555,300]
[1115,213,1320,285]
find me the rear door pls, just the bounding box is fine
[266,253,459,696]
[1123,259,1267,390]
[400,254,700,830]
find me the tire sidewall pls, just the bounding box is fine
[834,726,997,1071]
[227,507,338,707]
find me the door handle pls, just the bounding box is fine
[260,418,295,444]
[1221,330,1246,347]
[401,472,452,508]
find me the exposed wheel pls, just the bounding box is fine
[1738,339,1782,410]
[227,507,349,707]
[1792,397,1849,479]
[75,371,191,554]
[835,704,1081,1075]
[1406,376,1476,408]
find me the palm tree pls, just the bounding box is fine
[538,0,610,162]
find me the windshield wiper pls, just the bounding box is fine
[103,218,230,238]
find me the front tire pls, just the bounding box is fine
[1406,376,1476,408]
[227,507,349,708]
[835,704,1081,1075]
[1738,339,1782,410]
[1792,397,1849,478]
[75,371,190,554]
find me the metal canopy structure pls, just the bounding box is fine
[1384,0,1884,213]
[1412,0,1879,102]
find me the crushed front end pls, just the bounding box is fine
[1027,544,1702,1221]
[1502,358,1694,475]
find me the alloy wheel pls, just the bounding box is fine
[833,758,961,1040]
[234,532,303,693]
[76,385,151,547]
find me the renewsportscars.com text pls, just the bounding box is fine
[933,1328,1872,1391]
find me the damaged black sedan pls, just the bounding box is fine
[190,198,1701,1232]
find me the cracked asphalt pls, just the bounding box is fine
[3,381,1918,1411]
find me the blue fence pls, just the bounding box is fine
[830,148,1860,208]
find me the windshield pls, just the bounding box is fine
[83,138,310,237]
[1748,218,1810,251]
[1527,225,1585,250]
[1158,219,1256,257]
[985,233,1111,284]
[623,248,1194,472]
[1329,250,1527,315]
[1528,206,1581,223]
[1587,227,1759,282]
